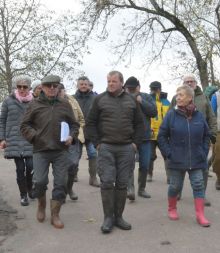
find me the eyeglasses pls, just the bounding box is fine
[43,83,59,88]
[17,85,29,89]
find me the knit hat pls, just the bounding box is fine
[149,81,161,90]
[31,80,41,91]
[124,76,140,87]
[42,75,61,85]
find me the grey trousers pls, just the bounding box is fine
[33,150,70,201]
[97,143,135,190]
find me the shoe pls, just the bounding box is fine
[20,196,29,206]
[69,190,78,201]
[28,190,35,200]
[138,189,151,198]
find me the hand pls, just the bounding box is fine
[136,95,142,103]
[0,140,6,149]
[96,144,100,150]
[65,136,73,146]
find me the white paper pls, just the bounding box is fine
[60,121,70,142]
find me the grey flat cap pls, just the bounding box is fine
[42,75,61,84]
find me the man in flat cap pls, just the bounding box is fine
[21,74,79,229]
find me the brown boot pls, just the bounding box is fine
[50,200,64,229]
[37,194,46,222]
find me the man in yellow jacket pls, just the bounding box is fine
[148,81,170,182]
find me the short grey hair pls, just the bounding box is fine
[13,75,32,88]
[108,70,124,83]
[182,73,197,84]
[176,85,194,98]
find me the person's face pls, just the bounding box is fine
[16,81,29,97]
[176,89,193,107]
[42,83,59,98]
[183,77,197,90]
[151,88,161,94]
[77,79,90,93]
[34,85,42,97]
[58,88,66,98]
[125,86,139,94]
[107,74,123,94]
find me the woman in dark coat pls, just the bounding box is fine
[158,85,210,227]
[0,76,34,206]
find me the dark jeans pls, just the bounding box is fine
[32,150,70,202]
[97,143,135,190]
[138,140,151,172]
[14,157,33,197]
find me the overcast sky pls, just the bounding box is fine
[43,0,180,99]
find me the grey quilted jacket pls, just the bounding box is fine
[0,93,33,158]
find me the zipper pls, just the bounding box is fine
[187,118,192,169]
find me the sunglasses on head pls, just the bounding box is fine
[43,83,59,88]
[17,85,28,89]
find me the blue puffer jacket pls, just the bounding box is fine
[158,108,210,170]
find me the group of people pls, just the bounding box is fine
[0,71,219,233]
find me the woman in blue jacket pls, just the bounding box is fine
[158,85,210,227]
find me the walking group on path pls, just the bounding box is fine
[0,71,219,234]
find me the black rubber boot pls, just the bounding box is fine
[89,158,100,187]
[101,188,114,233]
[18,180,29,205]
[127,172,135,201]
[67,175,78,200]
[147,160,153,182]
[114,188,131,230]
[138,170,151,198]
[26,168,34,199]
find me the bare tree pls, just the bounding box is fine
[79,0,220,88]
[0,0,84,96]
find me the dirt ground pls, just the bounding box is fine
[0,190,17,249]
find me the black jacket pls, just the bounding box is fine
[85,90,145,147]
[74,90,95,120]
